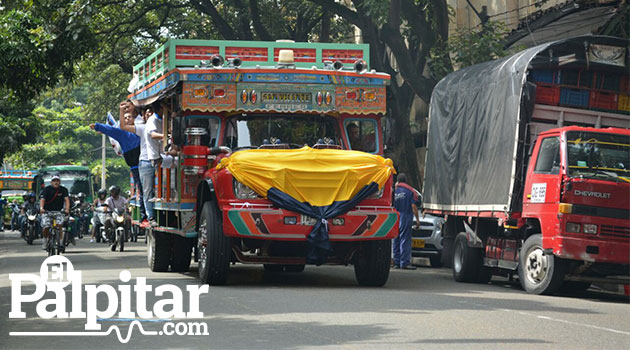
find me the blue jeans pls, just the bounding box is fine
[393,213,413,267]
[131,167,147,220]
[138,160,158,220]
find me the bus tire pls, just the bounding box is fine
[198,201,231,285]
[172,235,194,272]
[354,239,391,287]
[148,230,171,272]
[518,234,566,295]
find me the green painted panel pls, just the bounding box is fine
[227,210,252,236]
[374,213,398,238]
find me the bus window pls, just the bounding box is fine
[345,119,377,153]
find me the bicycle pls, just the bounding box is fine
[44,211,65,256]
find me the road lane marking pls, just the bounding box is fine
[496,308,630,336]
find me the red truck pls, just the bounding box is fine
[423,35,630,295]
[127,39,398,286]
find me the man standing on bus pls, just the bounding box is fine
[392,173,421,270]
[90,111,147,224]
[40,175,70,250]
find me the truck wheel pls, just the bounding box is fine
[285,264,305,273]
[429,254,443,268]
[198,201,231,285]
[263,264,284,272]
[148,230,171,272]
[354,239,391,287]
[518,234,566,295]
[452,232,490,283]
[171,235,194,272]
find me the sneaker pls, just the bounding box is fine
[401,265,417,270]
[110,242,117,251]
[90,238,95,243]
[140,220,150,228]
[149,219,158,227]
[392,265,400,269]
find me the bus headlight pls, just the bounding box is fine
[234,180,259,199]
[367,187,384,199]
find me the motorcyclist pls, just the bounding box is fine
[11,200,20,231]
[71,192,90,240]
[90,189,108,243]
[19,193,40,239]
[104,185,129,251]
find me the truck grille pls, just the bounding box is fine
[600,225,630,238]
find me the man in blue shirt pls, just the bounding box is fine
[90,112,147,223]
[393,173,421,270]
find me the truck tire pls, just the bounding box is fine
[285,264,305,273]
[452,232,491,283]
[148,230,171,272]
[354,239,391,287]
[171,235,194,272]
[198,201,231,285]
[518,234,566,295]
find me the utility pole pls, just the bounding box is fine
[101,134,106,189]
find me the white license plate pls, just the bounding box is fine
[301,215,317,226]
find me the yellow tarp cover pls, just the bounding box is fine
[217,147,395,207]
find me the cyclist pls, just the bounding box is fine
[90,189,108,243]
[104,185,129,251]
[39,175,70,251]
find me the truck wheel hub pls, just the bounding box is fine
[525,248,547,284]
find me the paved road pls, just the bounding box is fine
[1,229,629,350]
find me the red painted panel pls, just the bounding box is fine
[175,45,220,60]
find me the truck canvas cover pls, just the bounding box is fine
[423,35,629,213]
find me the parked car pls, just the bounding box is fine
[411,213,445,267]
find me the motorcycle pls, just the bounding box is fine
[24,208,39,245]
[93,206,109,243]
[110,207,129,252]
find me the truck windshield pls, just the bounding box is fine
[566,131,630,183]
[223,114,340,150]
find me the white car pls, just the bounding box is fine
[411,213,445,267]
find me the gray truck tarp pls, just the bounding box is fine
[423,35,629,213]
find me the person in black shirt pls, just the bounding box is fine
[39,175,70,250]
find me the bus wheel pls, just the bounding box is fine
[353,239,391,287]
[518,234,566,295]
[198,201,231,285]
[148,230,171,272]
[171,235,194,272]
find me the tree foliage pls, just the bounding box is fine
[430,21,509,81]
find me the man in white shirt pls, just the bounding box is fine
[140,107,162,226]
[119,102,154,226]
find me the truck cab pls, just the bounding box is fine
[524,126,629,264]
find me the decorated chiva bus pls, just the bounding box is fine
[127,39,398,285]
